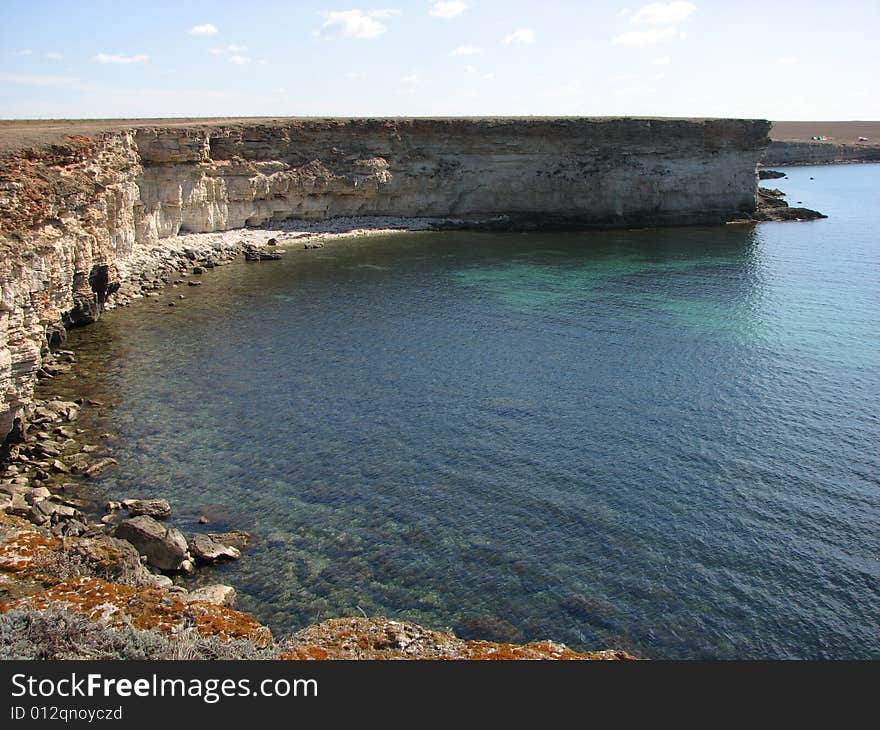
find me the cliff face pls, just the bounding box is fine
[134,118,769,233]
[763,139,880,166]
[0,117,771,443]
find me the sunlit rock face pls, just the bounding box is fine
[763,140,880,166]
[0,117,770,442]
[134,118,770,236]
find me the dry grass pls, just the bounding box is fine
[771,121,880,144]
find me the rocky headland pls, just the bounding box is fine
[0,116,777,659]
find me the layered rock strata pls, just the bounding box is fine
[762,140,880,166]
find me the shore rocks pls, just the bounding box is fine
[183,584,237,607]
[281,617,635,660]
[244,247,283,261]
[68,534,157,586]
[83,457,118,478]
[730,186,827,224]
[114,515,189,571]
[189,534,241,563]
[758,169,787,180]
[123,498,172,520]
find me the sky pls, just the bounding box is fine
[1,0,877,120]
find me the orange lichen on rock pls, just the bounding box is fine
[280,618,636,661]
[3,576,273,646]
[0,513,272,646]
[0,514,61,573]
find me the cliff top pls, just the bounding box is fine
[0,116,764,156]
[7,117,877,157]
[771,120,880,144]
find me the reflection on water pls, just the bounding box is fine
[46,164,880,658]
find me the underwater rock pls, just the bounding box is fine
[124,498,172,520]
[189,534,241,563]
[183,584,237,607]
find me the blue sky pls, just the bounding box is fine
[1,0,877,119]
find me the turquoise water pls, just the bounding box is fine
[59,164,880,658]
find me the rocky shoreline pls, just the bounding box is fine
[0,190,828,661]
[727,183,826,224]
[0,118,822,659]
[0,226,638,660]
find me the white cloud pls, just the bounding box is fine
[209,44,248,55]
[345,71,368,79]
[400,71,429,94]
[652,55,671,65]
[480,72,495,81]
[228,55,252,65]
[13,49,33,56]
[631,2,696,25]
[318,9,400,39]
[504,28,535,44]
[94,53,150,64]
[429,1,468,18]
[451,45,481,56]
[188,23,218,36]
[0,72,79,86]
[611,27,684,47]
[45,52,63,60]
[777,56,798,66]
[463,64,476,73]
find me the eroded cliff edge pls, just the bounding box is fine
[1,117,771,445]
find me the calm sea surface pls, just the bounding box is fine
[54,164,880,658]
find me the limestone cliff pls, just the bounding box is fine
[0,117,771,443]
[133,118,770,234]
[763,139,880,166]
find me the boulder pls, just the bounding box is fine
[244,247,283,261]
[56,519,89,537]
[29,486,52,503]
[125,498,172,520]
[63,293,100,327]
[189,534,242,563]
[146,574,174,589]
[182,584,237,607]
[114,515,189,571]
[68,534,156,586]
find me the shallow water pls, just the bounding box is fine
[52,164,880,658]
